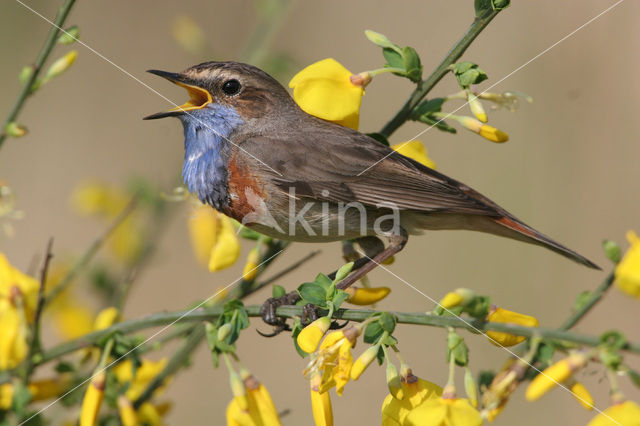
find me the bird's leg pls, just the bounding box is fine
[259,231,406,335]
[336,229,408,290]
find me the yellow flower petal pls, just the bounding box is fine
[188,204,219,267]
[570,381,594,411]
[615,231,640,299]
[114,358,169,401]
[94,307,120,331]
[456,116,509,143]
[345,286,391,305]
[51,303,94,339]
[405,397,482,426]
[117,396,139,426]
[242,247,260,281]
[525,354,586,401]
[381,377,442,425]
[310,379,333,426]
[350,345,379,380]
[297,316,331,354]
[208,214,241,272]
[391,141,437,169]
[486,307,539,347]
[587,400,640,426]
[289,58,363,130]
[80,371,106,426]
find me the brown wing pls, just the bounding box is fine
[238,121,499,217]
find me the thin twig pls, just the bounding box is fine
[251,249,321,291]
[559,271,615,331]
[379,8,501,137]
[0,0,77,149]
[22,238,54,382]
[44,195,139,305]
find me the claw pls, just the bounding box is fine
[257,323,290,337]
[301,303,319,326]
[330,320,349,330]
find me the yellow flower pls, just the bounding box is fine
[242,247,260,281]
[454,116,509,143]
[0,376,70,409]
[587,400,640,426]
[117,396,139,426]
[226,374,281,426]
[345,286,391,305]
[381,374,443,426]
[171,15,209,57]
[570,381,594,410]
[391,141,437,169]
[0,253,39,370]
[297,316,331,354]
[405,396,482,426]
[615,231,640,299]
[310,372,333,426]
[289,58,364,130]
[525,353,587,401]
[485,306,539,347]
[80,370,106,426]
[437,288,475,310]
[114,358,169,401]
[350,344,380,380]
[188,204,241,272]
[467,90,487,123]
[94,307,120,330]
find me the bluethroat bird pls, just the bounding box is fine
[145,62,598,328]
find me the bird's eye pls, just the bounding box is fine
[221,79,241,96]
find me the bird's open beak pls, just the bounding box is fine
[143,69,213,120]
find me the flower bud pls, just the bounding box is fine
[217,323,232,341]
[570,381,594,410]
[364,30,396,49]
[241,247,260,281]
[486,306,539,347]
[4,122,28,138]
[57,25,80,45]
[464,367,478,408]
[44,51,78,80]
[117,395,139,426]
[351,344,380,380]
[456,116,509,143]
[80,370,106,426]
[228,367,247,410]
[525,353,587,401]
[602,239,621,263]
[467,90,487,123]
[386,362,404,400]
[297,316,331,354]
[439,288,476,309]
[345,286,390,305]
[93,307,120,331]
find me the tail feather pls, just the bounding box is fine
[492,216,601,270]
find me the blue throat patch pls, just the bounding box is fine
[179,104,244,209]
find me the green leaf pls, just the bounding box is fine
[364,322,384,344]
[378,312,396,334]
[272,284,286,298]
[464,295,491,319]
[55,361,75,373]
[331,289,349,309]
[401,46,422,83]
[600,330,627,350]
[411,98,445,118]
[535,342,556,365]
[291,319,308,357]
[452,61,475,75]
[477,370,496,390]
[315,273,333,289]
[297,282,327,306]
[381,334,398,347]
[452,62,488,88]
[447,331,469,366]
[627,369,640,389]
[334,262,354,282]
[382,48,404,69]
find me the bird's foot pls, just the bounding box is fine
[258,290,301,337]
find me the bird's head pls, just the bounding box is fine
[143,61,296,126]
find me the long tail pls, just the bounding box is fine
[488,215,600,270]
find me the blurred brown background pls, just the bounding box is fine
[1,0,639,424]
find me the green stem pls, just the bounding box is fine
[132,324,205,409]
[379,9,501,138]
[4,305,635,379]
[559,272,615,331]
[240,0,295,67]
[0,0,77,149]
